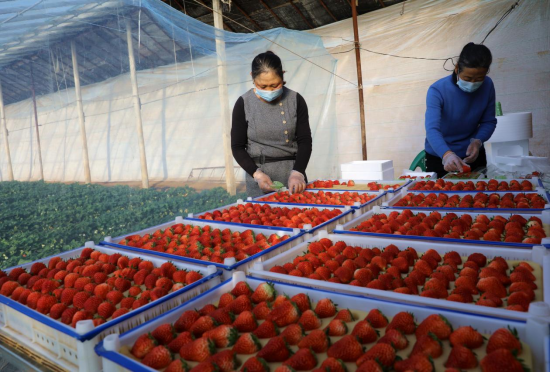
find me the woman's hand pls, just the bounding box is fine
[442,152,468,172]
[288,171,306,194]
[253,170,276,193]
[463,138,482,163]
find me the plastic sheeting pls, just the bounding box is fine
[0,0,339,183]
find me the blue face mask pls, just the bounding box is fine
[457,75,484,93]
[255,86,283,102]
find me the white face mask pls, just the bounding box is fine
[457,73,484,93]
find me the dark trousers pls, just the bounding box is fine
[425,147,487,178]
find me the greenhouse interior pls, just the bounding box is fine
[0,0,549,371]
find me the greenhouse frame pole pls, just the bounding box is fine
[352,0,367,160]
[71,41,92,184]
[125,18,150,189]
[30,63,45,180]
[213,0,237,195]
[0,81,14,181]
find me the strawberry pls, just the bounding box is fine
[233,311,257,333]
[106,290,124,305]
[61,307,78,325]
[226,295,253,315]
[30,262,47,276]
[257,336,292,362]
[209,350,238,372]
[74,277,92,291]
[232,333,262,354]
[175,310,200,332]
[289,293,311,313]
[171,270,188,284]
[128,286,141,298]
[352,320,379,343]
[327,335,363,362]
[449,326,484,349]
[209,308,234,325]
[298,329,330,353]
[231,281,252,297]
[218,293,236,308]
[152,323,177,345]
[0,281,19,297]
[468,253,487,267]
[394,354,434,372]
[507,291,531,311]
[141,345,172,369]
[280,323,304,345]
[298,310,322,331]
[190,316,218,337]
[325,318,347,336]
[410,333,443,359]
[189,361,218,372]
[165,359,188,372]
[83,296,103,314]
[96,301,116,319]
[63,273,80,288]
[8,268,26,281]
[272,294,289,308]
[284,348,317,370]
[131,333,158,358]
[366,309,389,328]
[160,262,177,279]
[269,301,300,327]
[72,310,92,328]
[37,294,57,315]
[179,337,216,362]
[314,299,337,318]
[111,308,129,319]
[241,357,269,372]
[199,304,218,316]
[167,331,194,353]
[26,292,42,310]
[121,297,136,309]
[416,314,453,340]
[486,327,522,354]
[203,325,238,348]
[320,357,347,372]
[386,311,416,334]
[480,348,527,372]
[49,303,67,320]
[144,274,159,290]
[252,301,272,321]
[445,344,478,369]
[114,277,131,292]
[477,277,507,298]
[379,328,409,350]
[356,359,383,372]
[253,320,279,338]
[334,308,355,322]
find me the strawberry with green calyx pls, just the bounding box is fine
[251,282,277,303]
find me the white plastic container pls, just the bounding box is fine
[101,217,305,280]
[341,168,395,181]
[94,272,550,372]
[340,160,393,172]
[0,243,222,372]
[335,206,550,249]
[250,231,549,321]
[383,189,550,213]
[399,170,437,179]
[407,177,541,192]
[307,179,411,193]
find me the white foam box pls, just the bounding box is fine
[407,177,541,192]
[0,243,222,372]
[341,168,395,181]
[340,160,393,172]
[94,272,550,372]
[334,206,550,249]
[383,189,550,213]
[250,231,549,321]
[101,217,305,281]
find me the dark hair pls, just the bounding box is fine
[251,51,284,81]
[457,42,493,72]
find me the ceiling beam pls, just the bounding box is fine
[194,0,235,32]
[316,0,338,22]
[288,0,314,29]
[258,0,287,28]
[231,0,263,31]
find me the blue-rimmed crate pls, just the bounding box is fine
[186,199,356,235]
[334,206,550,249]
[306,179,412,193]
[399,170,437,179]
[250,230,550,321]
[99,216,305,280]
[382,189,550,214]
[407,177,542,193]
[0,242,222,372]
[442,171,485,179]
[250,189,386,214]
[94,272,550,372]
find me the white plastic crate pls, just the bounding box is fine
[0,243,222,372]
[341,168,395,181]
[187,199,356,234]
[383,189,550,213]
[94,272,550,372]
[407,177,541,192]
[307,179,411,193]
[100,217,305,280]
[341,160,393,172]
[399,170,437,179]
[335,206,550,249]
[251,189,386,215]
[250,231,549,321]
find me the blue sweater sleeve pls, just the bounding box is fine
[425,87,451,158]
[473,83,497,142]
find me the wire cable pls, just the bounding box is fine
[480,0,520,44]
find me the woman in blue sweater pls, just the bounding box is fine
[424,43,497,177]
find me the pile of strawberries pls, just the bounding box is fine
[399,175,429,180]
[444,171,481,179]
[307,180,356,188]
[0,249,203,328]
[198,203,343,229]
[129,281,529,371]
[393,192,546,209]
[257,190,378,206]
[119,224,290,264]
[269,238,539,312]
[410,179,533,191]
[350,210,546,244]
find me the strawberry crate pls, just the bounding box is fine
[94,272,550,372]
[0,243,222,372]
[99,217,305,280]
[334,206,550,249]
[187,200,356,234]
[306,179,411,193]
[251,190,387,215]
[407,178,542,193]
[399,170,437,179]
[383,189,550,213]
[249,230,550,320]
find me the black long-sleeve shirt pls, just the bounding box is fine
[231,93,313,177]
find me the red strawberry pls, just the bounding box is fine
[83,296,103,314]
[120,296,136,309]
[232,333,262,354]
[30,262,47,276]
[394,354,435,372]
[289,293,311,313]
[209,308,234,325]
[252,301,272,321]
[190,316,218,337]
[352,320,379,344]
[410,333,443,359]
[218,293,236,308]
[226,295,253,315]
[185,271,202,285]
[49,303,67,320]
[298,329,330,353]
[272,294,289,308]
[356,359,384,372]
[366,309,389,328]
[284,348,317,370]
[203,325,238,348]
[152,323,177,345]
[334,308,355,322]
[486,327,522,354]
[416,314,453,340]
[477,277,507,298]
[445,344,478,369]
[0,281,19,297]
[327,335,363,362]
[111,308,129,319]
[26,291,42,310]
[314,298,337,318]
[325,318,347,336]
[320,357,347,372]
[298,310,322,331]
[131,333,158,358]
[97,302,116,319]
[180,337,216,362]
[175,310,200,332]
[253,320,279,338]
[233,311,257,333]
[106,290,124,305]
[257,336,291,362]
[387,311,416,334]
[165,359,188,372]
[36,294,57,314]
[241,356,268,372]
[480,348,527,372]
[231,281,252,297]
[72,310,92,328]
[356,343,396,368]
[209,350,238,371]
[449,326,484,349]
[167,331,194,353]
[144,274,159,290]
[280,323,304,345]
[199,304,218,316]
[141,345,172,369]
[61,307,78,325]
[269,301,300,327]
[379,328,409,350]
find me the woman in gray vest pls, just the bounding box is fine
[231,51,313,198]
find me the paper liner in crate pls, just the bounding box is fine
[95,273,550,372]
[250,230,549,321]
[0,243,222,372]
[334,206,550,249]
[100,216,305,280]
[186,199,356,234]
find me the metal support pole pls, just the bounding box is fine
[125,18,149,189]
[213,0,237,195]
[71,41,92,184]
[30,63,45,180]
[0,81,14,181]
[351,0,367,160]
